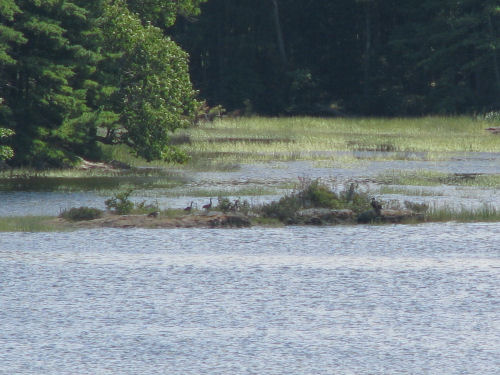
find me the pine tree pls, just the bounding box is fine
[1,0,99,167]
[0,1,25,161]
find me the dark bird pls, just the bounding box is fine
[147,210,160,218]
[371,197,382,215]
[346,182,358,202]
[184,201,194,212]
[231,199,240,212]
[202,198,213,211]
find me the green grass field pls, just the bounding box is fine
[98,116,499,168]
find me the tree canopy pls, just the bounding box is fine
[0,0,202,167]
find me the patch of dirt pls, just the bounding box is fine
[54,212,251,229]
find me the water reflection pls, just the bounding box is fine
[0,224,499,374]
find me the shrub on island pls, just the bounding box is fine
[60,207,103,221]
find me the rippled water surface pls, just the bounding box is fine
[1,224,499,374]
[1,152,500,216]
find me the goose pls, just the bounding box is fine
[231,199,240,212]
[147,210,160,218]
[346,182,358,202]
[371,198,382,215]
[184,201,194,212]
[202,198,213,211]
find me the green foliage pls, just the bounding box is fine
[297,179,342,209]
[134,200,160,214]
[0,216,58,232]
[0,0,25,65]
[483,111,500,123]
[96,1,198,162]
[0,0,200,167]
[126,0,207,28]
[0,98,14,160]
[259,178,371,223]
[259,195,302,223]
[105,189,134,214]
[216,197,232,213]
[213,196,250,214]
[0,0,99,167]
[425,204,500,222]
[404,201,429,213]
[0,127,14,160]
[60,206,103,221]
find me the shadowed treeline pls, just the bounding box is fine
[173,0,499,116]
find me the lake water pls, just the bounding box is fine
[1,152,500,216]
[1,223,499,374]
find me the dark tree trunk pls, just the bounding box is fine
[362,1,372,102]
[487,13,500,95]
[270,0,287,66]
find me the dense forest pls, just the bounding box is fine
[174,0,499,116]
[0,0,499,167]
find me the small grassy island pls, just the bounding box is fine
[2,177,497,232]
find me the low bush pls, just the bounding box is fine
[134,200,160,214]
[215,197,250,214]
[60,207,103,221]
[404,200,429,213]
[259,179,372,223]
[216,197,232,213]
[259,195,303,222]
[298,179,342,209]
[105,189,134,214]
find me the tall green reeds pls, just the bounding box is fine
[0,216,59,232]
[425,204,500,222]
[182,117,500,163]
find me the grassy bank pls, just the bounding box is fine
[0,116,497,175]
[0,216,61,232]
[98,116,499,168]
[425,204,500,222]
[377,170,500,187]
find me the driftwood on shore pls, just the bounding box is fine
[486,127,500,134]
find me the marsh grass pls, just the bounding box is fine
[425,204,500,222]
[181,117,500,163]
[2,116,496,177]
[0,216,59,232]
[97,116,499,169]
[0,174,186,192]
[378,170,500,187]
[377,186,446,196]
[258,179,372,223]
[60,207,103,221]
[163,186,280,198]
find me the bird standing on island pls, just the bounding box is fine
[231,199,240,212]
[346,182,358,202]
[371,197,382,215]
[184,201,194,212]
[202,198,213,211]
[147,210,160,218]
